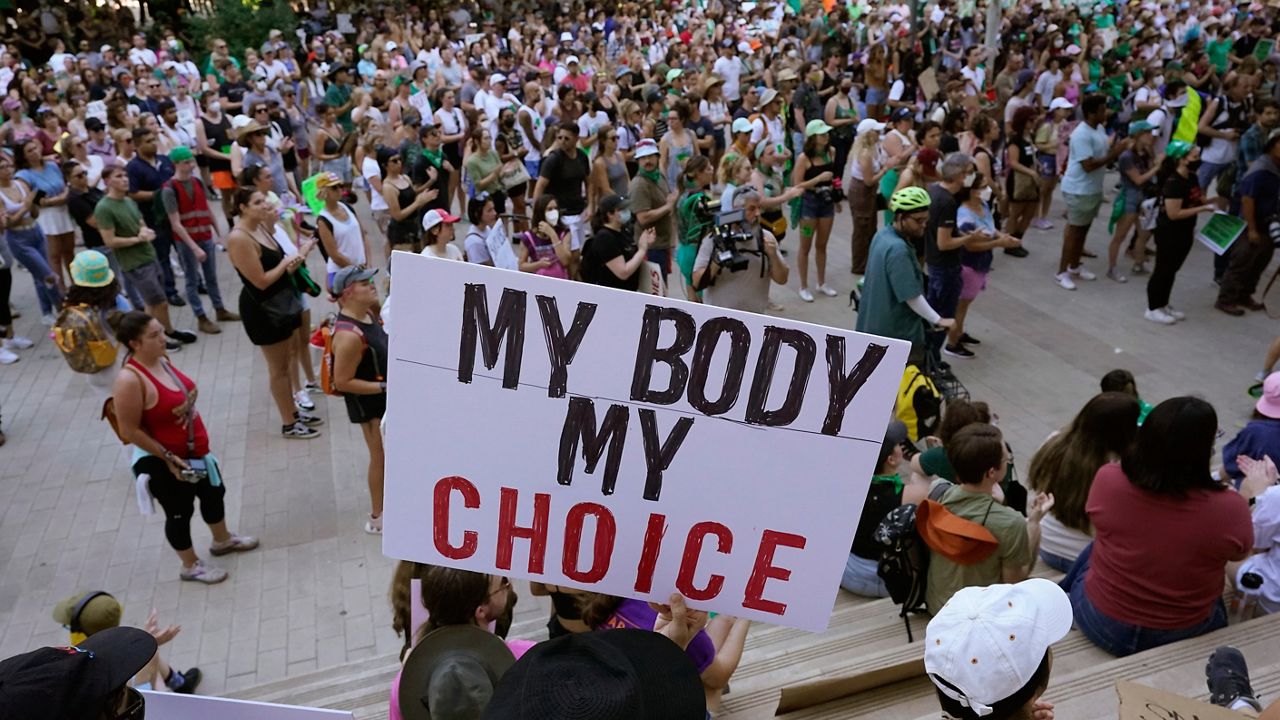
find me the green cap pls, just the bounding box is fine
[1165,139,1194,159]
[168,145,194,163]
[805,119,834,137]
[1127,120,1155,135]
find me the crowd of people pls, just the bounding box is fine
[2,0,1280,717]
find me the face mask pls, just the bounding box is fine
[208,100,221,113]
[964,172,977,187]
[978,186,993,202]
[1153,75,1164,86]
[1054,38,1064,48]
[545,209,559,225]
[620,209,633,224]
[1187,159,1201,172]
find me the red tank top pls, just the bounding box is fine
[127,357,210,458]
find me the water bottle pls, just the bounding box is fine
[1234,572,1264,624]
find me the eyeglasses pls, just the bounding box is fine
[254,108,269,114]
[489,577,511,598]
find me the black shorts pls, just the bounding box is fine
[344,391,386,423]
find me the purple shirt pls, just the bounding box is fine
[601,599,715,674]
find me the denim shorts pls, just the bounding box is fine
[800,192,835,220]
[926,264,963,319]
[841,552,889,598]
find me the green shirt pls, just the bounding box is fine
[629,172,676,250]
[94,196,156,271]
[465,151,502,194]
[925,479,1031,615]
[201,55,241,84]
[1207,38,1232,74]
[855,226,926,353]
[325,83,354,133]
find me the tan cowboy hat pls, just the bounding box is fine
[235,119,269,146]
[701,75,724,93]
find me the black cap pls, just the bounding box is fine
[600,193,629,214]
[645,90,664,104]
[891,107,914,122]
[0,627,157,719]
[483,630,704,720]
[878,419,909,470]
[84,117,105,132]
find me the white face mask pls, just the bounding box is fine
[964,172,977,187]
[545,209,559,226]
[1054,38,1064,48]
[978,186,993,202]
[208,100,222,113]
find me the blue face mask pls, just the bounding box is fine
[620,209,633,224]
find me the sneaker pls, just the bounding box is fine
[1164,306,1185,321]
[959,333,981,345]
[197,285,208,296]
[166,329,198,344]
[798,288,815,302]
[943,344,976,359]
[294,390,316,412]
[1215,301,1245,317]
[164,339,183,352]
[304,380,322,393]
[0,347,19,365]
[167,295,187,307]
[282,421,321,439]
[1206,647,1263,712]
[1032,218,1054,230]
[1131,262,1148,276]
[1003,246,1029,258]
[2,336,33,350]
[167,667,202,695]
[294,411,324,427]
[215,308,241,322]
[196,316,221,334]
[817,284,838,297]
[364,514,383,535]
[41,313,57,326]
[210,533,259,556]
[1054,272,1078,291]
[179,560,228,584]
[1144,308,1177,325]
[1106,268,1127,283]
[1068,265,1097,281]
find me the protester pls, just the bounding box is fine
[1061,397,1256,656]
[1107,120,1161,281]
[1057,95,1130,291]
[329,266,387,535]
[843,420,924,598]
[1217,128,1280,316]
[693,189,790,314]
[0,148,64,325]
[925,579,1071,720]
[109,310,258,583]
[161,146,237,334]
[0,626,157,718]
[793,119,840,302]
[1145,141,1216,324]
[581,193,651,291]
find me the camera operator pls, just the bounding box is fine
[692,189,789,315]
[580,193,653,291]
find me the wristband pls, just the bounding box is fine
[379,381,387,392]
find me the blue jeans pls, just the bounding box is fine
[841,552,889,598]
[1196,160,1230,195]
[1039,548,1076,573]
[153,225,179,301]
[1061,543,1228,657]
[99,247,145,310]
[173,239,224,318]
[6,226,63,315]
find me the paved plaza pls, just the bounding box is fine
[0,187,1272,697]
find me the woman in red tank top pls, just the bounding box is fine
[110,312,258,584]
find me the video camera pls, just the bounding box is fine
[704,202,756,274]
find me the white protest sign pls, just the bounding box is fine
[140,691,354,719]
[382,255,910,631]
[408,89,432,117]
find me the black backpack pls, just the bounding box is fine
[874,482,950,642]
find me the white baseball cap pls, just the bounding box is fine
[633,139,660,159]
[925,579,1072,717]
[421,209,460,233]
[491,73,507,85]
[1049,97,1075,111]
[560,31,574,43]
[731,117,753,134]
[857,118,886,135]
[566,55,580,65]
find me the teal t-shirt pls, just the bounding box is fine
[856,226,926,353]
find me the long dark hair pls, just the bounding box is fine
[579,592,625,629]
[65,279,122,311]
[1028,392,1141,532]
[1120,397,1222,496]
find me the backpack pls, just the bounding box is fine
[52,305,118,374]
[896,364,942,443]
[874,482,950,642]
[314,314,382,396]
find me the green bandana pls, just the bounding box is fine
[638,167,663,183]
[420,147,443,168]
[872,473,904,494]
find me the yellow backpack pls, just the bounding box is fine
[896,364,942,443]
[53,305,118,374]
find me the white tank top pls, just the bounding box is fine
[319,203,366,274]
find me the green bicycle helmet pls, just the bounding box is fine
[890,186,932,213]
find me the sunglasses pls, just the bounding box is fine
[489,577,511,598]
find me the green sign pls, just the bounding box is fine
[1197,212,1245,256]
[1255,39,1276,63]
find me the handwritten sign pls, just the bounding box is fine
[139,691,354,719]
[382,255,909,631]
[1116,681,1242,720]
[408,89,432,118]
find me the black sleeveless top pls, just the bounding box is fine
[803,151,835,196]
[202,115,232,172]
[337,311,389,424]
[386,180,420,245]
